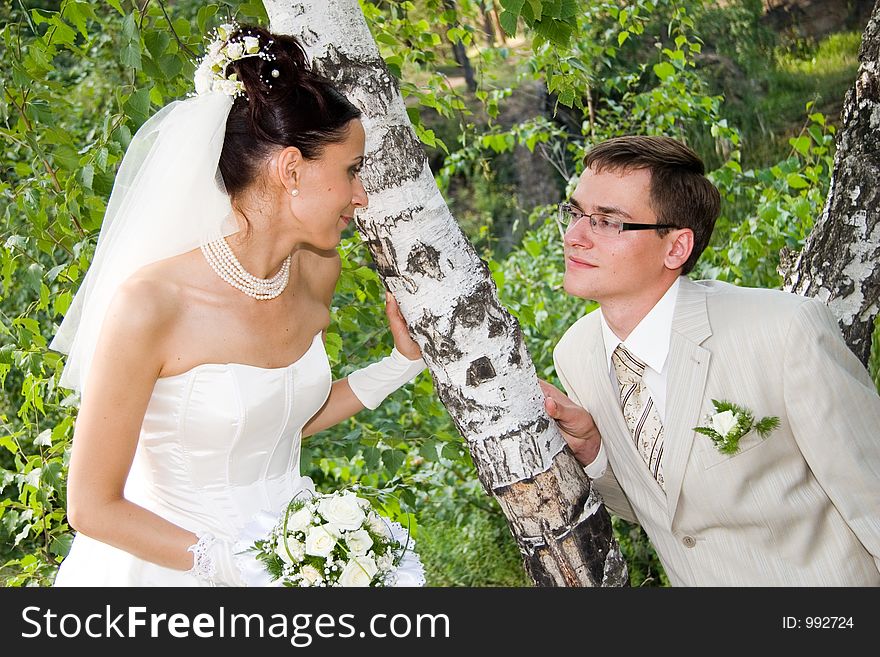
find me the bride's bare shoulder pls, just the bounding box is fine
[110,250,204,330]
[130,249,206,290]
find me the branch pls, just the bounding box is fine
[156,0,198,60]
[4,89,64,195]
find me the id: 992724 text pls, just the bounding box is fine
[782,616,853,629]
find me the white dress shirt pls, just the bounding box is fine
[583,277,681,478]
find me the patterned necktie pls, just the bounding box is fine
[611,344,665,489]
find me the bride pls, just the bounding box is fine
[51,24,426,586]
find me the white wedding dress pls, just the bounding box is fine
[55,331,332,586]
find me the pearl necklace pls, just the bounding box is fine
[201,236,291,300]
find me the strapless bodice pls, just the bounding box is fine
[126,331,331,538]
[54,332,331,586]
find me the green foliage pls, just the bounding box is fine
[692,0,860,169]
[1,0,873,590]
[612,517,668,587]
[697,107,835,288]
[870,317,880,393]
[693,0,775,76]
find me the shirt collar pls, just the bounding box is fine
[600,276,681,375]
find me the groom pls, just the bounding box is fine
[542,135,880,586]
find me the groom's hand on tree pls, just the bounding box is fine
[539,379,602,466]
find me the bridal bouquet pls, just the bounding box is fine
[244,489,424,587]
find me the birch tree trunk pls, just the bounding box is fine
[783,1,880,366]
[264,0,628,587]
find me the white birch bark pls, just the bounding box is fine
[264,0,628,586]
[783,2,880,366]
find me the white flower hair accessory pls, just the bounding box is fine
[193,22,277,98]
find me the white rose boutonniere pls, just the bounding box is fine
[694,399,780,454]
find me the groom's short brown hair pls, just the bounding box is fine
[584,136,721,275]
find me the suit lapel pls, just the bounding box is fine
[663,278,712,524]
[587,332,629,441]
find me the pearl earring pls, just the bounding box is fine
[291,189,299,197]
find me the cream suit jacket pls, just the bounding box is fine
[554,277,880,586]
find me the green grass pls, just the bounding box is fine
[417,509,532,587]
[725,31,861,167]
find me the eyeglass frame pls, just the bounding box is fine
[557,202,680,236]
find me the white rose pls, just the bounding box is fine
[193,62,213,95]
[711,410,738,437]
[367,513,391,539]
[345,529,373,556]
[276,536,305,565]
[287,507,313,533]
[317,493,366,531]
[217,24,234,40]
[299,564,323,586]
[213,79,235,96]
[338,556,378,587]
[304,524,339,558]
[243,36,260,54]
[225,41,244,60]
[376,551,394,571]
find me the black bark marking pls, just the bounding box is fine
[450,292,486,329]
[465,356,496,387]
[569,503,614,585]
[359,235,398,281]
[406,242,443,280]
[315,47,426,188]
[433,379,504,432]
[507,320,526,366]
[413,310,464,364]
[359,206,423,234]
[488,315,506,338]
[316,47,397,112]
[364,125,426,189]
[508,343,523,366]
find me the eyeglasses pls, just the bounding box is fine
[557,202,679,237]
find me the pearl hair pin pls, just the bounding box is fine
[201,237,291,300]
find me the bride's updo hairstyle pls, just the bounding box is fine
[218,25,362,199]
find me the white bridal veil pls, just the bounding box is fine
[50,92,238,395]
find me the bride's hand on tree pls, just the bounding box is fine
[384,291,421,360]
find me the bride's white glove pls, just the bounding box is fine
[347,348,426,410]
[186,532,244,587]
